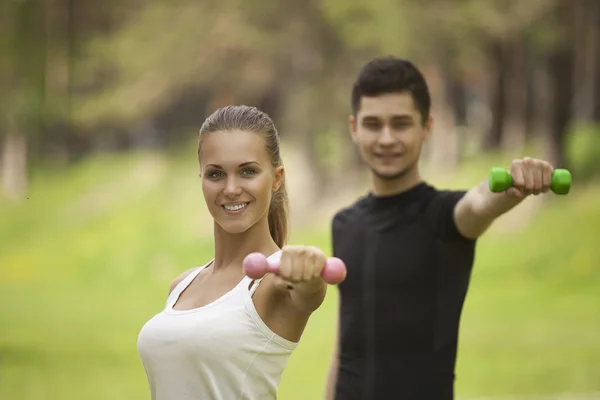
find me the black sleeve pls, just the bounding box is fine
[428,190,474,242]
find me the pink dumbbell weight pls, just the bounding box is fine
[243,252,347,285]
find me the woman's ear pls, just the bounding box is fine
[273,166,284,192]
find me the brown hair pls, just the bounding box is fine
[198,105,289,248]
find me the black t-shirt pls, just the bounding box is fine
[332,182,476,400]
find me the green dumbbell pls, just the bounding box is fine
[488,167,572,195]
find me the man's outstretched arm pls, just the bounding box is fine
[453,157,555,239]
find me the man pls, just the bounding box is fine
[324,56,557,400]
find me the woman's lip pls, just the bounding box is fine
[221,201,250,206]
[221,202,250,213]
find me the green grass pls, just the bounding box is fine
[1,147,599,400]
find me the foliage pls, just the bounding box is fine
[1,147,599,399]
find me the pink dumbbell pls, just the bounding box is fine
[243,252,347,285]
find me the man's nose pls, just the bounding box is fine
[378,126,396,146]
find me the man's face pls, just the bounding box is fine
[350,92,432,181]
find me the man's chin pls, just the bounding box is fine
[372,167,407,181]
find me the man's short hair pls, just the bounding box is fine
[351,56,431,124]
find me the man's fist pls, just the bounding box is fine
[506,157,554,198]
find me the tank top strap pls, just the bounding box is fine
[245,250,283,298]
[166,261,213,307]
[248,277,263,297]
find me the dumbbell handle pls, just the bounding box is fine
[243,253,347,285]
[488,167,572,195]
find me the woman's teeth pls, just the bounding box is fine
[224,203,248,211]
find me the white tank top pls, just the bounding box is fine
[137,251,297,400]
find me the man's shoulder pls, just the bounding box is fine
[332,194,370,226]
[422,184,468,207]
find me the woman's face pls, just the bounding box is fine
[199,130,283,235]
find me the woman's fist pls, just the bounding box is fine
[278,245,327,283]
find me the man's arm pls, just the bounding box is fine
[454,157,554,239]
[324,290,340,400]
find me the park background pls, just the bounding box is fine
[1,0,600,399]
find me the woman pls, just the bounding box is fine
[137,105,343,399]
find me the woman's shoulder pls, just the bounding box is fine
[167,260,213,296]
[168,268,197,296]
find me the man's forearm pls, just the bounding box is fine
[472,179,525,219]
[454,179,526,239]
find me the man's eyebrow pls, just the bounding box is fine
[362,115,414,122]
[362,116,381,121]
[391,115,413,121]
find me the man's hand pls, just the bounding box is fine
[504,157,554,199]
[454,157,556,239]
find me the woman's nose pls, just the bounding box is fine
[223,177,243,197]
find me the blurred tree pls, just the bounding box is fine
[587,0,600,123]
[0,0,144,200]
[1,0,46,201]
[545,0,576,168]
[4,0,597,187]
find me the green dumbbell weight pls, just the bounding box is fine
[488,167,572,195]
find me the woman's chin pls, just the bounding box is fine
[217,220,254,235]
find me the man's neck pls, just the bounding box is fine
[371,167,423,197]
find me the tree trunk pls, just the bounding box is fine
[442,46,467,163]
[483,40,506,150]
[594,45,600,123]
[502,36,528,152]
[425,58,459,174]
[2,0,46,200]
[1,133,28,201]
[524,44,536,142]
[591,0,600,123]
[570,0,598,122]
[545,3,576,168]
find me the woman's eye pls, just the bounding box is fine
[208,170,224,179]
[241,168,257,176]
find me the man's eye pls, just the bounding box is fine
[393,122,411,129]
[364,122,381,130]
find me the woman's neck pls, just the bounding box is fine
[212,217,280,272]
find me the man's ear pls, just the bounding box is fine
[349,114,359,143]
[273,166,284,192]
[423,115,434,142]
